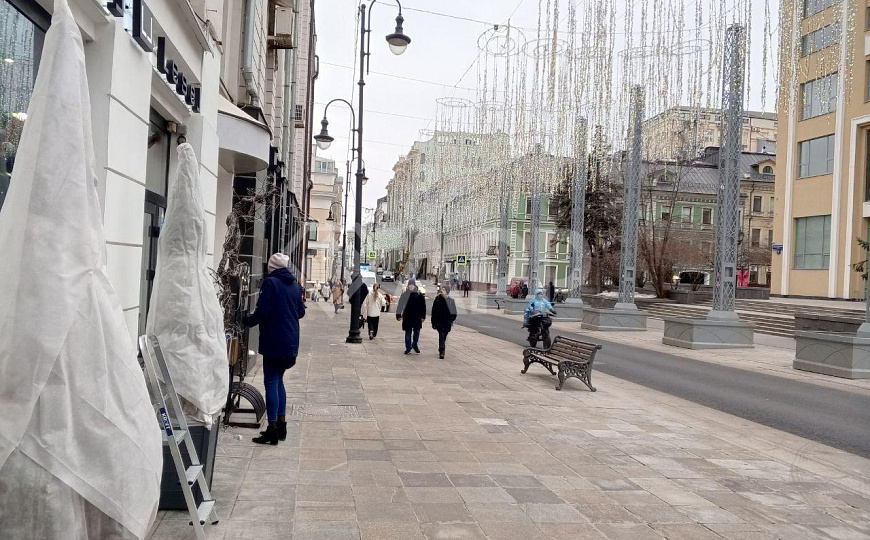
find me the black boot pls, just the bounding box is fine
[253,423,279,445]
[276,421,287,441]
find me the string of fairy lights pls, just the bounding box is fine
[372,0,782,266]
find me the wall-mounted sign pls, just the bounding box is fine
[107,0,201,114]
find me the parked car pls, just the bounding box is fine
[382,270,395,282]
[377,266,384,274]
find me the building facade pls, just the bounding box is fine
[644,106,778,161]
[772,0,867,299]
[308,155,343,284]
[0,0,314,344]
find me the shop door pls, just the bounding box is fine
[139,196,165,335]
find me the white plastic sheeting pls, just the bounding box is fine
[146,143,228,427]
[0,0,162,538]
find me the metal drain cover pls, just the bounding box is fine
[289,404,361,419]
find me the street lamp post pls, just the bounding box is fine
[313,0,409,344]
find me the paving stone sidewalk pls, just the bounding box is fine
[148,302,870,540]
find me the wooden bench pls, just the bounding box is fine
[521,336,601,391]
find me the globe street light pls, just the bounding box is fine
[315,0,410,344]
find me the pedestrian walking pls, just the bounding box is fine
[332,279,344,313]
[396,278,426,354]
[244,253,306,445]
[462,279,471,298]
[321,281,331,302]
[431,286,457,359]
[362,283,386,339]
[548,281,555,303]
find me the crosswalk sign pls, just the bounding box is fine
[457,253,467,266]
[367,250,377,260]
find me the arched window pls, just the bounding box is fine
[762,165,773,174]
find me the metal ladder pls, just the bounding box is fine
[139,335,219,540]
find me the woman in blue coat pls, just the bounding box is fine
[244,253,306,444]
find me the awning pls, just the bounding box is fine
[217,95,271,174]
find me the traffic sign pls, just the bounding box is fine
[367,250,377,260]
[456,253,467,266]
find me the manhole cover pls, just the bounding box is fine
[289,404,361,419]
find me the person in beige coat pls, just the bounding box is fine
[332,280,345,314]
[361,283,386,339]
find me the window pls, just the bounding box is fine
[866,61,870,102]
[681,206,692,223]
[756,139,776,153]
[866,5,870,31]
[800,22,840,56]
[548,198,559,218]
[308,221,319,241]
[1,0,47,215]
[769,197,775,213]
[762,165,774,174]
[798,134,835,178]
[801,73,838,119]
[794,215,832,269]
[525,197,534,216]
[751,228,761,247]
[420,152,426,164]
[661,205,671,222]
[545,232,557,257]
[702,207,713,225]
[752,196,763,213]
[294,104,304,122]
[768,229,774,246]
[803,0,837,18]
[523,231,531,253]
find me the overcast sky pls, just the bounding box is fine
[312,0,777,229]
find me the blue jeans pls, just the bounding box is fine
[405,327,420,351]
[263,357,289,423]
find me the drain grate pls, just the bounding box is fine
[289,404,361,419]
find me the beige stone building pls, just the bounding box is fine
[772,0,870,299]
[644,106,777,161]
[307,155,343,284]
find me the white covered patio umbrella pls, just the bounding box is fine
[0,0,162,537]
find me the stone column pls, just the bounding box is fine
[496,169,512,297]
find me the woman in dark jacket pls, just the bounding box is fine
[431,287,457,359]
[244,253,306,445]
[396,279,426,354]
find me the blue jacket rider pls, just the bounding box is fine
[524,288,554,325]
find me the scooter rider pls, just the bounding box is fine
[523,288,555,327]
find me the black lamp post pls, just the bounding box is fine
[314,0,410,344]
[326,201,343,281]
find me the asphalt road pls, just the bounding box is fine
[378,282,870,458]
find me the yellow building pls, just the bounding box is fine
[773,0,870,299]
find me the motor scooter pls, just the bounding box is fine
[526,309,556,349]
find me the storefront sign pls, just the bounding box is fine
[157,37,201,113]
[107,0,201,113]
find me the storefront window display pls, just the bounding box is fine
[0,0,47,212]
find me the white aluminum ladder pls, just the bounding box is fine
[139,335,219,540]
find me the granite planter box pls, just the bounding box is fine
[793,313,863,334]
[477,293,507,309]
[504,298,529,315]
[552,300,583,322]
[794,331,870,379]
[581,306,647,331]
[667,289,713,304]
[662,316,754,349]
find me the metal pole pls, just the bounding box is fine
[438,203,445,285]
[528,188,541,293]
[710,24,745,320]
[616,86,643,309]
[569,119,588,303]
[496,168,511,297]
[346,2,367,344]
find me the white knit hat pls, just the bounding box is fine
[267,253,289,273]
